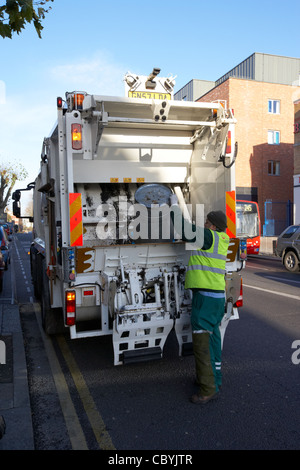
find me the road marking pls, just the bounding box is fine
[33,303,88,450]
[243,283,300,301]
[10,246,17,305]
[56,336,116,450]
[246,264,270,271]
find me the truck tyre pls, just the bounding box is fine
[41,262,65,335]
[35,253,43,300]
[31,249,43,300]
[283,251,299,272]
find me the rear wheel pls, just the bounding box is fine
[31,249,43,300]
[283,251,299,272]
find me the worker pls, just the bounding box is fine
[170,194,229,405]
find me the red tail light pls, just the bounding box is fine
[71,123,82,150]
[57,97,63,108]
[65,290,76,326]
[234,278,243,308]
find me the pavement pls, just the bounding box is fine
[0,238,278,451]
[0,303,34,450]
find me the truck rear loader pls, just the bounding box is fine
[14,68,245,365]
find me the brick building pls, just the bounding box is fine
[175,53,300,235]
[294,99,300,223]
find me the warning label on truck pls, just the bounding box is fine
[69,193,83,247]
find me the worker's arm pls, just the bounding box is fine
[170,204,213,249]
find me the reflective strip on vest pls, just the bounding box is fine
[185,230,229,291]
[187,264,226,275]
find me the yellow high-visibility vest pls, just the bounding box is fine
[185,230,229,291]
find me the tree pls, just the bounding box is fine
[0,0,53,39]
[0,160,28,215]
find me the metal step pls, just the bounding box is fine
[122,346,162,364]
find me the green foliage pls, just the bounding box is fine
[0,0,53,38]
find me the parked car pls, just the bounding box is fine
[275,224,300,272]
[2,223,10,236]
[0,225,10,270]
[0,250,4,292]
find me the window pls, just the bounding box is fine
[268,99,280,114]
[268,130,280,145]
[268,160,280,175]
[282,226,300,238]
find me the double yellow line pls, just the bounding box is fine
[34,303,115,450]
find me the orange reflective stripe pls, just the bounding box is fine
[69,193,83,246]
[226,191,236,238]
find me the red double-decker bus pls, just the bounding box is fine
[236,200,261,255]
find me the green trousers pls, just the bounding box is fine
[191,291,225,396]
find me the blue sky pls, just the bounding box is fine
[1,0,300,209]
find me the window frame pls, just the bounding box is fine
[268,129,280,145]
[268,160,280,176]
[268,99,280,114]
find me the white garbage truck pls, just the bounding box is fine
[15,68,245,365]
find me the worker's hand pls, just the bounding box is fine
[170,194,178,206]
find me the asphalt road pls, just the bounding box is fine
[8,234,300,451]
